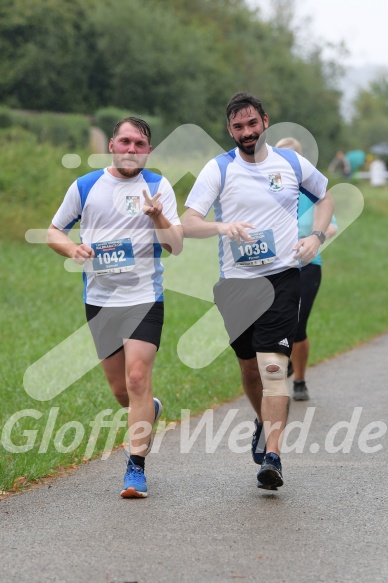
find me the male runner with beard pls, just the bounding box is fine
[182,93,333,490]
[47,117,183,498]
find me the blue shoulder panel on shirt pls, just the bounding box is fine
[64,216,81,232]
[272,147,302,185]
[77,169,105,210]
[215,149,236,194]
[141,169,163,197]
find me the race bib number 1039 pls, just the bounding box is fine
[230,230,276,266]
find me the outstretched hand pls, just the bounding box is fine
[220,221,256,243]
[143,189,163,217]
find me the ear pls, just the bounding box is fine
[227,123,233,138]
[108,138,113,153]
[263,114,269,130]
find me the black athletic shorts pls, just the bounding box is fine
[213,268,300,360]
[85,301,164,359]
[295,263,322,343]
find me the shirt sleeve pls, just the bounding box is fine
[51,181,82,231]
[299,156,328,204]
[184,159,221,217]
[158,176,181,225]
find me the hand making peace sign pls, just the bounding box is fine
[142,189,163,218]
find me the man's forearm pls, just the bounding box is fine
[181,214,220,239]
[47,225,93,264]
[151,215,183,255]
[46,225,77,258]
[312,193,334,234]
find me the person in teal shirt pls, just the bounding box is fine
[276,138,337,400]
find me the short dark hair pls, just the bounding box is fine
[226,92,266,123]
[112,116,151,142]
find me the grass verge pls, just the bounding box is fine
[1,181,388,493]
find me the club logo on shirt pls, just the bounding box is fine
[126,195,141,216]
[268,173,283,192]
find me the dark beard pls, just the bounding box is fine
[234,132,267,157]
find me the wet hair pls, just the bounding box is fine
[226,92,266,123]
[275,137,303,155]
[112,116,151,142]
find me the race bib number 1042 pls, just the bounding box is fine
[91,238,135,275]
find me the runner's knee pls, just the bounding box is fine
[256,352,289,397]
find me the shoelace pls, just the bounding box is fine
[124,453,145,476]
[125,461,145,484]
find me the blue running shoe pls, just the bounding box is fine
[144,397,163,456]
[121,458,148,498]
[251,418,266,465]
[257,452,283,489]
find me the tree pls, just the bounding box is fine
[0,0,108,112]
[0,0,346,159]
[90,0,231,135]
[346,72,388,150]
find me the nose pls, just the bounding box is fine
[126,141,136,153]
[242,126,253,138]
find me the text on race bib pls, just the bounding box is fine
[91,238,135,275]
[230,230,276,266]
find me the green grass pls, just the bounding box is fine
[0,127,94,241]
[307,184,388,362]
[1,129,388,492]
[0,242,241,492]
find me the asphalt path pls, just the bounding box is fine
[1,334,387,583]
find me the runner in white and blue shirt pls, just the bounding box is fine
[51,167,181,306]
[183,92,334,492]
[185,144,328,278]
[48,117,183,499]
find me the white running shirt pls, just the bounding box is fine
[185,145,328,278]
[52,168,181,306]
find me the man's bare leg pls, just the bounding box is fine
[237,356,263,418]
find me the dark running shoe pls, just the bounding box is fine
[257,452,283,489]
[287,359,294,378]
[257,481,279,491]
[293,380,310,401]
[251,418,266,465]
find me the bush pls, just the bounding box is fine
[5,110,91,149]
[0,127,92,241]
[14,111,91,148]
[0,105,13,128]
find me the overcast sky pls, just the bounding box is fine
[254,0,388,68]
